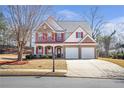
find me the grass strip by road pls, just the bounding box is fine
[0,69,67,76]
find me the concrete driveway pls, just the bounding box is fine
[66,59,124,78]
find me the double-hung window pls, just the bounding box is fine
[76,32,83,38]
[57,33,62,41]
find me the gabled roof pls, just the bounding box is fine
[80,34,96,43]
[57,21,92,35]
[46,16,64,31]
[39,16,92,35]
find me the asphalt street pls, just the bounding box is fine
[0,76,124,88]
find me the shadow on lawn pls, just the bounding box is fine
[1,58,17,60]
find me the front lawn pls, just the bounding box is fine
[0,54,67,70]
[98,57,124,68]
[0,59,67,70]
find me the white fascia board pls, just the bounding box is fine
[80,34,96,43]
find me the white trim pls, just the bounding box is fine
[35,43,96,47]
[46,16,64,31]
[64,26,89,42]
[44,22,56,32]
[80,34,96,43]
[36,21,56,33]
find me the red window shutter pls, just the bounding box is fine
[61,33,64,41]
[36,33,38,42]
[76,32,78,38]
[81,32,83,38]
[36,46,38,54]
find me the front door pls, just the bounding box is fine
[57,48,61,58]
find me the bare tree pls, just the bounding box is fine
[84,7,105,39]
[0,12,8,48]
[5,5,50,61]
[102,30,116,57]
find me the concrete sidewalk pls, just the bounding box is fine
[66,59,124,78]
[0,69,67,76]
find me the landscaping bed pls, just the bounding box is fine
[0,61,28,65]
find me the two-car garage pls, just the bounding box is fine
[65,47,95,59]
[65,47,79,59]
[81,47,95,59]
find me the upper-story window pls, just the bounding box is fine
[56,33,63,41]
[48,32,51,37]
[76,32,83,38]
[38,32,42,41]
[48,32,52,41]
[57,33,62,38]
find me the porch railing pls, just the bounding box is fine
[36,37,64,43]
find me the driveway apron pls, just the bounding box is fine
[66,59,124,78]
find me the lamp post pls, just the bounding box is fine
[52,45,55,72]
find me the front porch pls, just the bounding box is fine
[34,45,64,58]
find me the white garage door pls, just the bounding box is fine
[65,47,78,59]
[81,47,95,59]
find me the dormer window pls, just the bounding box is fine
[76,32,83,38]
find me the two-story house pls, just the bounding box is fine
[34,16,96,59]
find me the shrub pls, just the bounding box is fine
[39,55,42,58]
[112,53,117,59]
[48,55,52,59]
[42,55,49,59]
[25,55,32,59]
[122,53,124,59]
[25,54,53,59]
[32,54,37,59]
[117,53,123,59]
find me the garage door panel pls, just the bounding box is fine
[65,47,78,59]
[81,47,95,59]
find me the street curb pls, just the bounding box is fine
[0,69,67,76]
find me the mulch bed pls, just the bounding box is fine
[0,61,28,65]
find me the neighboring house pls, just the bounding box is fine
[34,16,97,59]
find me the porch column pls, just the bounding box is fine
[34,46,36,55]
[79,45,81,59]
[63,46,65,59]
[61,46,64,58]
[43,46,46,55]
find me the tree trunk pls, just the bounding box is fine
[17,46,23,61]
[105,49,109,57]
[29,31,32,48]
